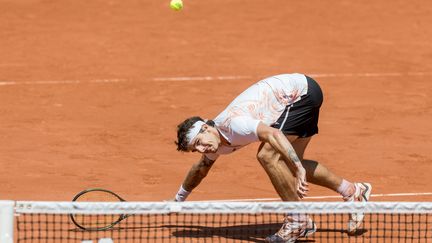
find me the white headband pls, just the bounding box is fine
[186,120,206,146]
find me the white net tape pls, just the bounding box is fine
[14,201,432,215]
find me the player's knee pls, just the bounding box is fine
[256,150,276,167]
[257,142,280,167]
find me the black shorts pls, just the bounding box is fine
[271,76,323,138]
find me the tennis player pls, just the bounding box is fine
[173,73,372,242]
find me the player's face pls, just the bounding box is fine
[190,126,219,153]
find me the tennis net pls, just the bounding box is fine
[1,200,431,242]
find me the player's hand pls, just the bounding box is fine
[295,166,309,199]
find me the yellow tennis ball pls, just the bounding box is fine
[170,0,183,11]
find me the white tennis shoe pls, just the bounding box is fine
[345,182,372,234]
[265,215,316,243]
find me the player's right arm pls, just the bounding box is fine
[256,122,308,198]
[174,154,217,201]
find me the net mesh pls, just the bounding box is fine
[14,201,432,243]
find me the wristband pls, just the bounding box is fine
[175,185,191,202]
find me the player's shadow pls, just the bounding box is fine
[166,223,367,242]
[169,223,280,242]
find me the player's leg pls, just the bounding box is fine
[256,141,299,201]
[290,136,343,191]
[291,136,372,234]
[291,136,371,199]
[259,138,316,242]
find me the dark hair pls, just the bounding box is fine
[175,116,215,151]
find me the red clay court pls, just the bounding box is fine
[0,0,431,242]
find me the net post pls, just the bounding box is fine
[0,200,14,243]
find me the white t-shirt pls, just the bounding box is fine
[205,73,308,160]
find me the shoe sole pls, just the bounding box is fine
[361,183,372,201]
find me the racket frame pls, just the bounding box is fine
[69,188,128,231]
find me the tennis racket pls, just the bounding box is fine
[70,188,130,231]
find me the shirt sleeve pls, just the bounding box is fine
[229,116,260,144]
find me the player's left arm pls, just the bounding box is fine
[182,154,216,191]
[174,154,217,201]
[256,122,308,198]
